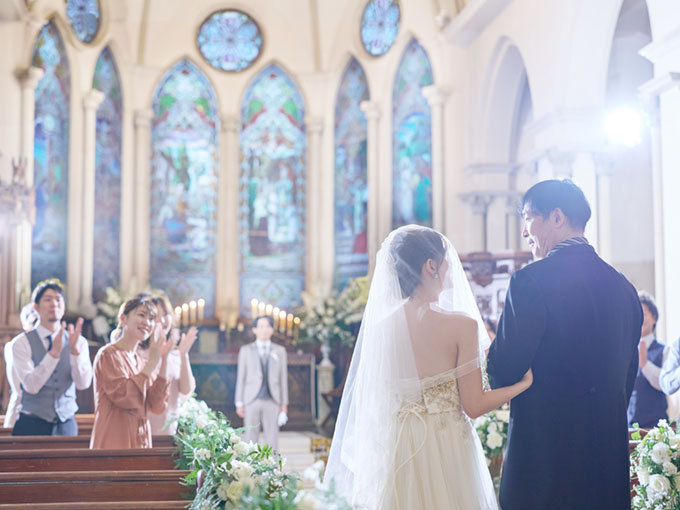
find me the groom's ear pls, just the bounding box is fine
[550,208,567,229]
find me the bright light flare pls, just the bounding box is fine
[604,107,642,148]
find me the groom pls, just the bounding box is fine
[487,180,641,510]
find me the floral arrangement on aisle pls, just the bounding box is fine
[296,277,369,348]
[173,397,350,510]
[475,405,510,465]
[631,420,680,510]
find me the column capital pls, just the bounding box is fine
[592,152,616,177]
[360,100,381,120]
[83,89,105,111]
[134,109,153,128]
[306,117,324,135]
[18,66,44,91]
[547,149,577,179]
[422,85,452,107]
[220,114,239,133]
[461,192,494,215]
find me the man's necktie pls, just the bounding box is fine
[46,335,52,351]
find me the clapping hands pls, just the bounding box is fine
[49,318,84,358]
[178,327,198,356]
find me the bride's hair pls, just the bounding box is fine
[392,228,446,297]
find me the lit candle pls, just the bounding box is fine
[279,311,287,334]
[251,298,258,319]
[174,306,182,327]
[197,298,205,322]
[189,300,197,325]
[293,316,300,341]
[265,304,273,316]
[287,313,294,336]
[181,303,189,327]
[273,307,280,329]
[258,301,265,316]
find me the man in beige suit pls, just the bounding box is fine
[235,316,288,450]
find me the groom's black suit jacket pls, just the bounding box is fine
[487,243,641,510]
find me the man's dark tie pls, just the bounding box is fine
[46,335,52,351]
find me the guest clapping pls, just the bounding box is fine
[90,297,172,449]
[136,295,197,435]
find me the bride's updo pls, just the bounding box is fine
[391,227,446,298]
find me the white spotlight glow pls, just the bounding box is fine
[604,107,642,148]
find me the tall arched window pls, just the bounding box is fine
[239,64,306,312]
[31,21,70,286]
[392,38,433,228]
[92,46,122,300]
[334,58,369,287]
[150,60,219,313]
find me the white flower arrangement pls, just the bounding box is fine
[174,397,350,510]
[474,404,510,466]
[631,420,680,510]
[296,277,369,347]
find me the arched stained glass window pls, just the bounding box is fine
[361,0,400,57]
[197,10,262,72]
[66,0,101,43]
[150,60,219,314]
[334,58,369,287]
[31,21,70,287]
[92,46,122,300]
[392,39,433,228]
[240,64,306,313]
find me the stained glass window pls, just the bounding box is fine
[239,65,306,313]
[197,10,262,72]
[66,0,101,43]
[150,60,219,315]
[334,58,369,287]
[92,47,122,301]
[392,39,433,228]
[361,0,400,57]
[31,21,70,287]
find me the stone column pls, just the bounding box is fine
[133,110,153,290]
[360,101,380,274]
[548,150,576,180]
[422,85,450,233]
[594,154,614,263]
[15,67,43,304]
[505,193,522,251]
[463,193,494,252]
[78,89,105,316]
[217,115,240,325]
[305,118,324,291]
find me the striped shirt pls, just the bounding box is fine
[547,236,589,258]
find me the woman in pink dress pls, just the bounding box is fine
[90,297,173,449]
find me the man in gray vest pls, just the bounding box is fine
[235,315,288,450]
[11,280,92,436]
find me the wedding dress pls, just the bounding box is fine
[324,225,498,510]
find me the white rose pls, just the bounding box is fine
[670,435,680,450]
[496,410,510,423]
[196,414,209,429]
[486,431,503,449]
[658,419,669,429]
[233,440,249,456]
[226,480,244,503]
[663,461,678,475]
[638,466,650,485]
[294,491,321,510]
[216,480,231,501]
[488,422,497,434]
[231,460,254,480]
[648,474,671,497]
[652,443,672,464]
[194,448,210,461]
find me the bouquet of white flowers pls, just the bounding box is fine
[631,420,680,510]
[475,405,510,466]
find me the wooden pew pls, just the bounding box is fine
[0,502,188,510]
[0,414,95,436]
[0,435,175,450]
[0,447,178,472]
[0,470,191,504]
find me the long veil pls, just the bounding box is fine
[323,225,490,509]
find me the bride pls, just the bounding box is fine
[324,225,532,509]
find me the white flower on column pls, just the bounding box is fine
[652,443,672,464]
[487,431,503,449]
[648,474,671,497]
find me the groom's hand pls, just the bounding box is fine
[638,341,648,368]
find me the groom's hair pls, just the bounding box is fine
[521,179,591,230]
[393,228,446,298]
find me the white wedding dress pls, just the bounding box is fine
[324,225,498,510]
[381,369,497,510]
